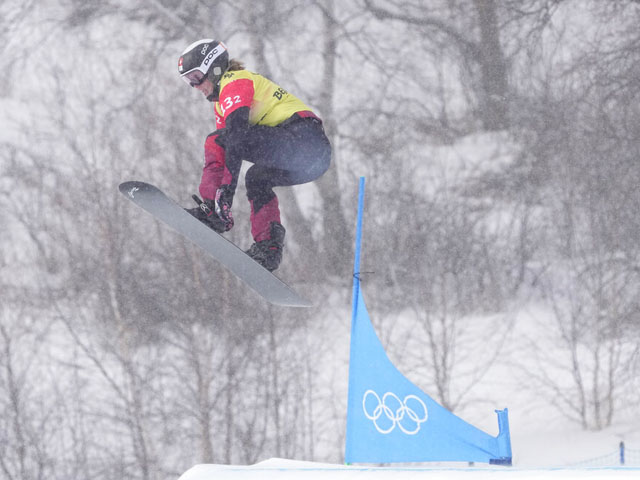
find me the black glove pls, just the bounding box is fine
[214,185,234,231]
[186,195,231,233]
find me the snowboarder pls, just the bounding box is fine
[178,39,331,271]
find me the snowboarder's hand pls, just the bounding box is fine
[186,195,230,233]
[214,185,234,232]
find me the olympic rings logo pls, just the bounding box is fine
[362,390,428,435]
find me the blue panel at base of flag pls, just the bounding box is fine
[345,291,512,464]
[345,177,512,465]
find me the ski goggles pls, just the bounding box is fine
[181,68,208,87]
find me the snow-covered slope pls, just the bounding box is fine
[178,458,639,480]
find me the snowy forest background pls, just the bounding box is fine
[2,0,640,478]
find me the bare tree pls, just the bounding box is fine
[0,307,57,480]
[527,256,640,429]
[363,0,510,131]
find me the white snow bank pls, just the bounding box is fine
[178,458,639,480]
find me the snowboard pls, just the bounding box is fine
[119,181,312,307]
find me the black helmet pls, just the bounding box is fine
[178,39,229,88]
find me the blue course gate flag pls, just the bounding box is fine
[345,177,512,465]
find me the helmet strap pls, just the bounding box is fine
[206,65,227,102]
[207,82,221,102]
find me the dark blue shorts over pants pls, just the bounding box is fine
[239,116,331,207]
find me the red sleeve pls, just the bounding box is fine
[198,133,226,200]
[218,78,254,118]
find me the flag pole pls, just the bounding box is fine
[351,176,366,317]
[346,176,365,463]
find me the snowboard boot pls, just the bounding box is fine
[246,222,285,271]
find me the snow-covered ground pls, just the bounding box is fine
[178,458,639,480]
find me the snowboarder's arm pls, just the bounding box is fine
[213,77,255,193]
[199,82,250,201]
[197,131,235,232]
[215,106,249,192]
[198,132,226,201]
